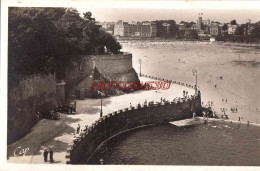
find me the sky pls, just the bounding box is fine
[76,8,260,24]
[71,0,260,24]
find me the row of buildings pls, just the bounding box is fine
[178,14,255,39]
[97,14,257,39]
[97,20,157,38]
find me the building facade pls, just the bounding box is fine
[163,23,170,33]
[228,24,238,34]
[210,23,221,36]
[114,20,125,36]
[97,21,115,35]
[114,20,157,37]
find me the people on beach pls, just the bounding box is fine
[43,149,48,162]
[77,124,80,134]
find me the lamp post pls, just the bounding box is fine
[100,96,103,118]
[98,91,105,118]
[138,58,142,77]
[192,69,198,94]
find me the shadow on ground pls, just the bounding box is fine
[7,114,80,159]
[77,98,112,114]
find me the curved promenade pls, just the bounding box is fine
[65,74,202,164]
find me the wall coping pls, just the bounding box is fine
[80,52,132,59]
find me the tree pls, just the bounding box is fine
[230,19,237,25]
[235,24,246,35]
[154,20,178,38]
[222,24,228,31]
[252,25,260,39]
[8,7,122,86]
[190,30,199,39]
[83,12,95,21]
[8,8,77,81]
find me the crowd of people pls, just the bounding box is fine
[73,124,88,142]
[73,123,90,143]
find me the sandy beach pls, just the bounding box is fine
[123,41,260,123]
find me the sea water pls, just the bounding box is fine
[88,121,260,165]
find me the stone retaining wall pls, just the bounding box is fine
[8,73,58,144]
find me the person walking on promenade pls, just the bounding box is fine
[80,130,84,137]
[84,124,88,132]
[43,149,48,162]
[130,103,132,108]
[77,124,80,134]
[49,149,54,163]
[226,99,228,103]
[73,134,78,143]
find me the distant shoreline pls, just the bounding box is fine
[118,39,260,47]
[216,42,260,48]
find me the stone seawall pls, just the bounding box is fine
[65,75,202,164]
[81,53,133,75]
[65,53,139,99]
